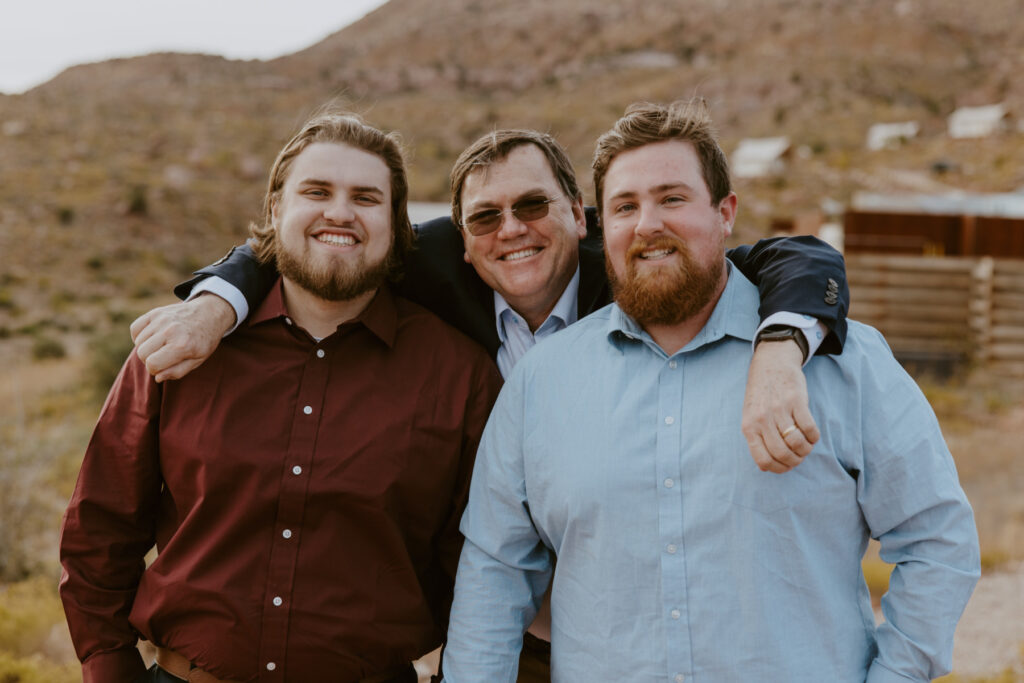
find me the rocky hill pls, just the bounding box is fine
[1,0,1023,360]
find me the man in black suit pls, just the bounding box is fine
[130,126,849,682]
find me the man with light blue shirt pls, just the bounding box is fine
[443,99,980,683]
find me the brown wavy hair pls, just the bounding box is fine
[592,98,732,221]
[448,129,581,229]
[248,109,413,281]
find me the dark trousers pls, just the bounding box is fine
[136,662,418,683]
[516,632,552,683]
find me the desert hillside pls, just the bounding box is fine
[2,0,1023,355]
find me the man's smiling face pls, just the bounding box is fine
[272,141,393,301]
[459,143,587,330]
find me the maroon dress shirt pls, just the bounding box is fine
[59,282,502,683]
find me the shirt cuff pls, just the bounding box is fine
[186,277,247,335]
[753,312,828,366]
[81,647,147,683]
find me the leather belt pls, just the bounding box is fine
[155,647,240,683]
[155,646,415,683]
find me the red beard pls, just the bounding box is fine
[606,235,723,326]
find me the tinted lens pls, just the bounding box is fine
[466,211,503,236]
[464,196,555,236]
[512,197,552,222]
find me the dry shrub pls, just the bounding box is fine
[0,576,71,659]
[0,651,79,683]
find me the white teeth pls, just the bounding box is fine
[502,248,541,261]
[640,248,673,259]
[316,233,356,247]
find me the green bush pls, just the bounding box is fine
[88,331,135,397]
[31,337,66,361]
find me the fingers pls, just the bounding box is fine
[154,359,203,383]
[745,433,790,474]
[130,309,157,344]
[792,404,820,446]
[760,423,805,471]
[142,341,187,378]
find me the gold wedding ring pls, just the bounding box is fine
[780,425,798,439]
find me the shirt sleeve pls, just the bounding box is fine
[852,330,980,681]
[173,243,278,319]
[427,353,503,635]
[443,366,553,683]
[726,235,848,355]
[752,312,829,365]
[59,351,163,683]
[186,277,248,335]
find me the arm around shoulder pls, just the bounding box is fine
[173,242,278,313]
[727,235,848,354]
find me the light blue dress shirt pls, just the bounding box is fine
[445,265,979,683]
[494,267,580,378]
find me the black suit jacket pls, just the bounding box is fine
[176,208,849,357]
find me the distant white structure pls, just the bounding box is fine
[947,104,1009,139]
[732,137,791,178]
[866,121,920,150]
[408,201,450,224]
[852,191,1024,218]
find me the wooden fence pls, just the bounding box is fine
[846,254,1024,375]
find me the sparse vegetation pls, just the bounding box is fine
[30,336,66,360]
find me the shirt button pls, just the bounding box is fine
[664,416,675,425]
[292,465,302,475]
[267,662,276,671]
[282,529,292,539]
[669,360,677,369]
[284,318,293,325]
[316,349,325,358]
[666,543,677,554]
[675,675,684,683]
[303,405,313,415]
[671,609,681,619]
[272,596,283,606]
[664,478,674,488]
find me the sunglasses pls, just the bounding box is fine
[461,195,561,236]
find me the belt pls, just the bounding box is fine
[155,647,240,683]
[155,646,415,683]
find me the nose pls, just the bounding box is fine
[322,197,356,224]
[634,202,663,238]
[495,210,529,239]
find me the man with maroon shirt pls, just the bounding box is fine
[59,111,501,683]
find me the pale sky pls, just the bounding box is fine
[0,0,389,95]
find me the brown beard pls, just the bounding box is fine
[274,231,394,302]
[606,235,723,326]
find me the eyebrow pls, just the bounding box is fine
[607,182,695,202]
[296,179,386,196]
[466,187,550,212]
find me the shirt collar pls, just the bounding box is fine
[493,265,581,342]
[249,277,398,348]
[607,261,760,353]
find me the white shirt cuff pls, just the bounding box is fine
[753,312,828,366]
[185,277,248,336]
